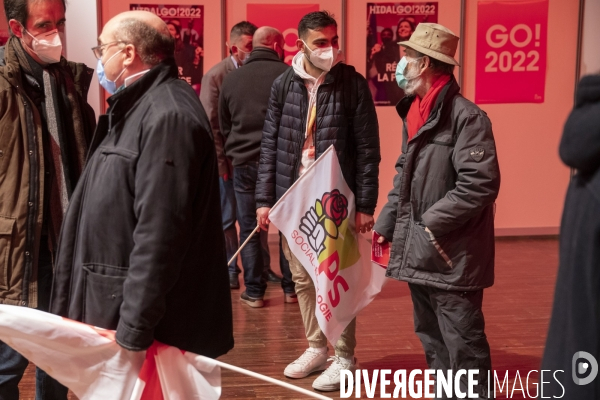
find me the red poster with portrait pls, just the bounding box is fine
[367,3,438,106]
[475,0,548,104]
[130,4,204,95]
[246,4,319,66]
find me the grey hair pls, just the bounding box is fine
[415,50,455,76]
[114,18,174,66]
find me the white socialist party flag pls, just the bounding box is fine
[269,146,387,345]
[0,305,221,400]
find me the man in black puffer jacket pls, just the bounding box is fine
[255,11,380,392]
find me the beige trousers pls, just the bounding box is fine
[282,237,356,358]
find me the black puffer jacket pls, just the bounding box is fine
[255,63,380,214]
[375,77,500,291]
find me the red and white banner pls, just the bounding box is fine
[269,146,387,345]
[475,0,549,104]
[0,305,220,400]
[247,4,319,65]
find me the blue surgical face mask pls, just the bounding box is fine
[395,56,422,90]
[96,49,125,95]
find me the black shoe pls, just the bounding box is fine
[266,269,282,283]
[229,273,240,289]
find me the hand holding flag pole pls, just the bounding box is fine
[227,225,261,266]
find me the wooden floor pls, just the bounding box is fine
[19,237,558,399]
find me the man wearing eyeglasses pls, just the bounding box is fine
[0,0,96,398]
[51,9,234,366]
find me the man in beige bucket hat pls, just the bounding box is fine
[374,22,500,399]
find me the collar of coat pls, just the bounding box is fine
[396,75,460,121]
[0,37,94,100]
[106,57,178,127]
[575,74,600,106]
[395,76,460,148]
[244,47,283,65]
[290,62,345,86]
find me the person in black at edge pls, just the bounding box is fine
[541,73,600,399]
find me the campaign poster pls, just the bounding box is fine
[0,6,9,46]
[130,4,204,95]
[247,4,319,65]
[475,0,548,104]
[367,3,438,106]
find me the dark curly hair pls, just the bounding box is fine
[4,0,67,35]
[298,11,337,40]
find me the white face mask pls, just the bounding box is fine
[237,48,251,65]
[24,29,63,64]
[302,40,337,72]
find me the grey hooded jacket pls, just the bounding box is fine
[374,77,500,291]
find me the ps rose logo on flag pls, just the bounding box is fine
[300,189,360,272]
[322,190,348,231]
[269,146,387,345]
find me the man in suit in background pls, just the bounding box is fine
[201,21,282,289]
[219,27,296,307]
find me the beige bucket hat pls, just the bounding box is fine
[398,23,460,66]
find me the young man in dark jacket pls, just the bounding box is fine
[219,27,295,307]
[0,0,95,398]
[255,11,380,392]
[374,23,500,398]
[50,11,233,360]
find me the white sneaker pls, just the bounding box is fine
[284,348,328,378]
[312,355,357,392]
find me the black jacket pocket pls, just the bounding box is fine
[406,222,454,274]
[82,265,126,330]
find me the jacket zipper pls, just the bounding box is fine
[293,82,309,182]
[20,92,39,307]
[293,79,332,182]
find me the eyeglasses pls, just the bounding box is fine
[91,41,124,60]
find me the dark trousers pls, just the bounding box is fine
[0,240,68,400]
[233,163,294,297]
[219,176,241,274]
[409,283,492,400]
[221,174,272,276]
[234,163,268,298]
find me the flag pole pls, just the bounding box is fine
[227,225,261,266]
[208,358,333,400]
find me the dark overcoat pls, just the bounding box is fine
[374,78,501,290]
[50,59,234,357]
[542,74,600,398]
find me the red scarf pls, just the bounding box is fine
[406,74,451,142]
